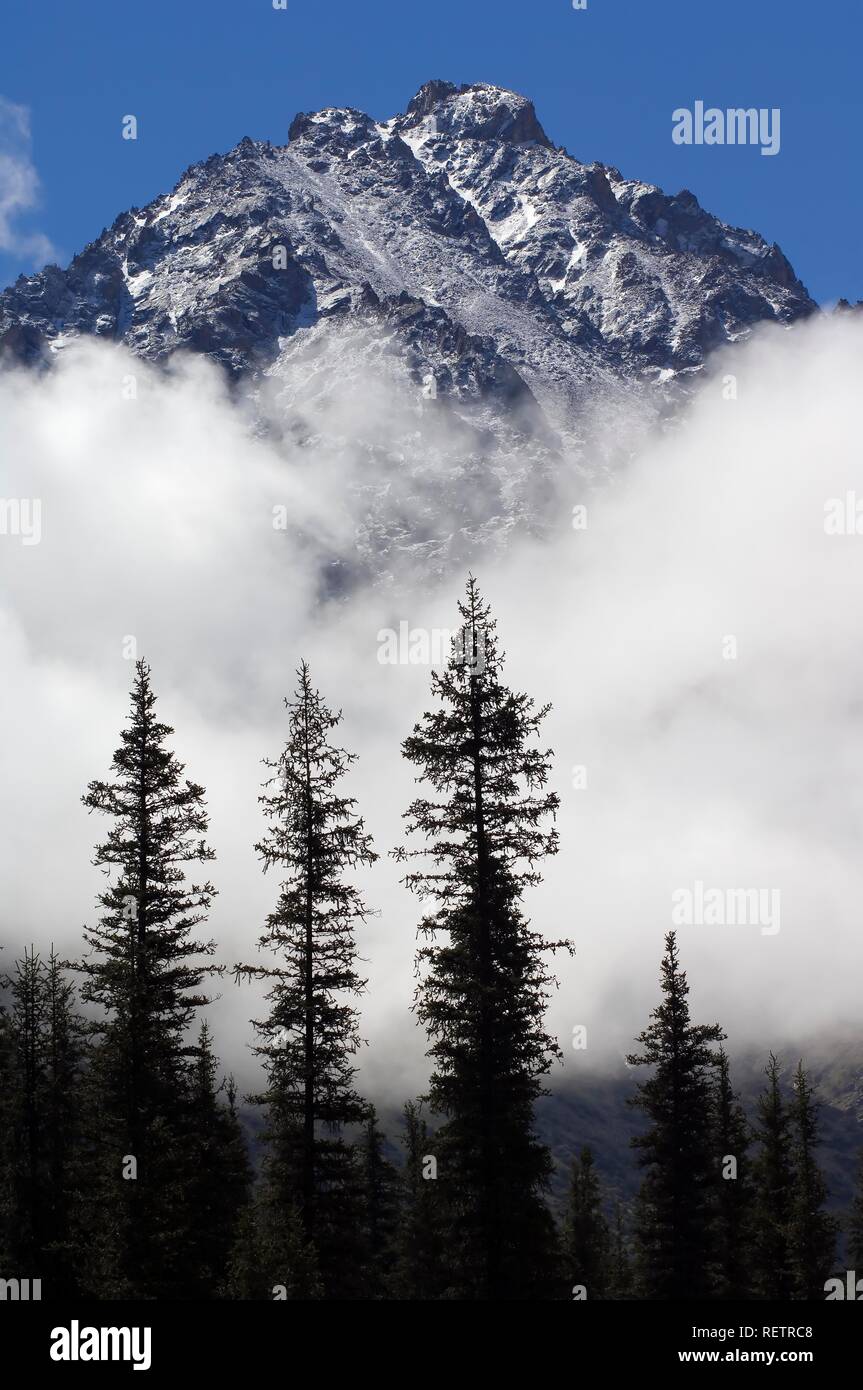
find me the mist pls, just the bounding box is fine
[2,313,862,1102]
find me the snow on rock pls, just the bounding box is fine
[0,79,817,575]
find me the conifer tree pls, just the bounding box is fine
[627,931,724,1299]
[0,973,10,1270]
[395,1100,447,1300]
[750,1053,795,1299]
[398,577,569,1300]
[848,1149,863,1270]
[607,1201,634,1300]
[183,1023,253,1298]
[3,948,89,1297]
[5,948,44,1274]
[226,1194,322,1300]
[564,1146,610,1299]
[712,1046,753,1299]
[788,1060,837,1299]
[360,1105,402,1298]
[35,948,90,1298]
[76,658,217,1298]
[234,663,376,1298]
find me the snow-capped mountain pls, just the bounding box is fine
[0,80,817,574]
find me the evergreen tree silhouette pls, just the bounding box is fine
[849,1148,863,1271]
[5,948,44,1278]
[3,947,89,1298]
[75,658,217,1297]
[360,1105,402,1298]
[788,1060,838,1298]
[183,1023,253,1297]
[607,1201,634,1300]
[564,1146,610,1299]
[226,1195,322,1300]
[712,1046,753,1299]
[394,1100,447,1299]
[234,663,375,1298]
[750,1053,795,1299]
[627,931,724,1299]
[398,577,569,1299]
[0,970,10,1272]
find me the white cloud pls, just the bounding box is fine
[0,97,57,267]
[1,315,862,1103]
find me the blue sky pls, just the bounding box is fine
[1,0,859,302]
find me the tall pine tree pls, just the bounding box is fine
[5,948,44,1278]
[750,1053,795,1300]
[3,947,90,1298]
[394,1100,447,1300]
[183,1023,253,1298]
[76,658,217,1298]
[564,1147,610,1299]
[712,1046,753,1299]
[359,1105,402,1298]
[226,1193,322,1301]
[234,663,375,1298]
[398,577,569,1300]
[0,967,10,1272]
[787,1060,837,1299]
[607,1201,634,1300]
[849,1148,863,1271]
[627,931,724,1299]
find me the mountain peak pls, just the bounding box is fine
[0,76,815,417]
[401,79,553,149]
[0,75,820,574]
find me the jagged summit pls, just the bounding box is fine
[0,76,814,384]
[0,79,818,572]
[401,80,553,148]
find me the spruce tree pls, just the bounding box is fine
[76,658,217,1298]
[627,931,724,1299]
[36,948,91,1298]
[3,947,89,1298]
[226,1194,322,1300]
[234,663,375,1298]
[0,973,10,1271]
[398,577,569,1300]
[359,1105,402,1298]
[713,1046,753,1299]
[607,1201,634,1300]
[750,1053,795,1299]
[5,948,44,1276]
[395,1100,446,1300]
[564,1146,610,1299]
[787,1060,837,1299]
[183,1023,253,1298]
[849,1149,863,1271]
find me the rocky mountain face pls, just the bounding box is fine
[0,80,817,574]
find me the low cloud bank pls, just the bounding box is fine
[2,315,862,1097]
